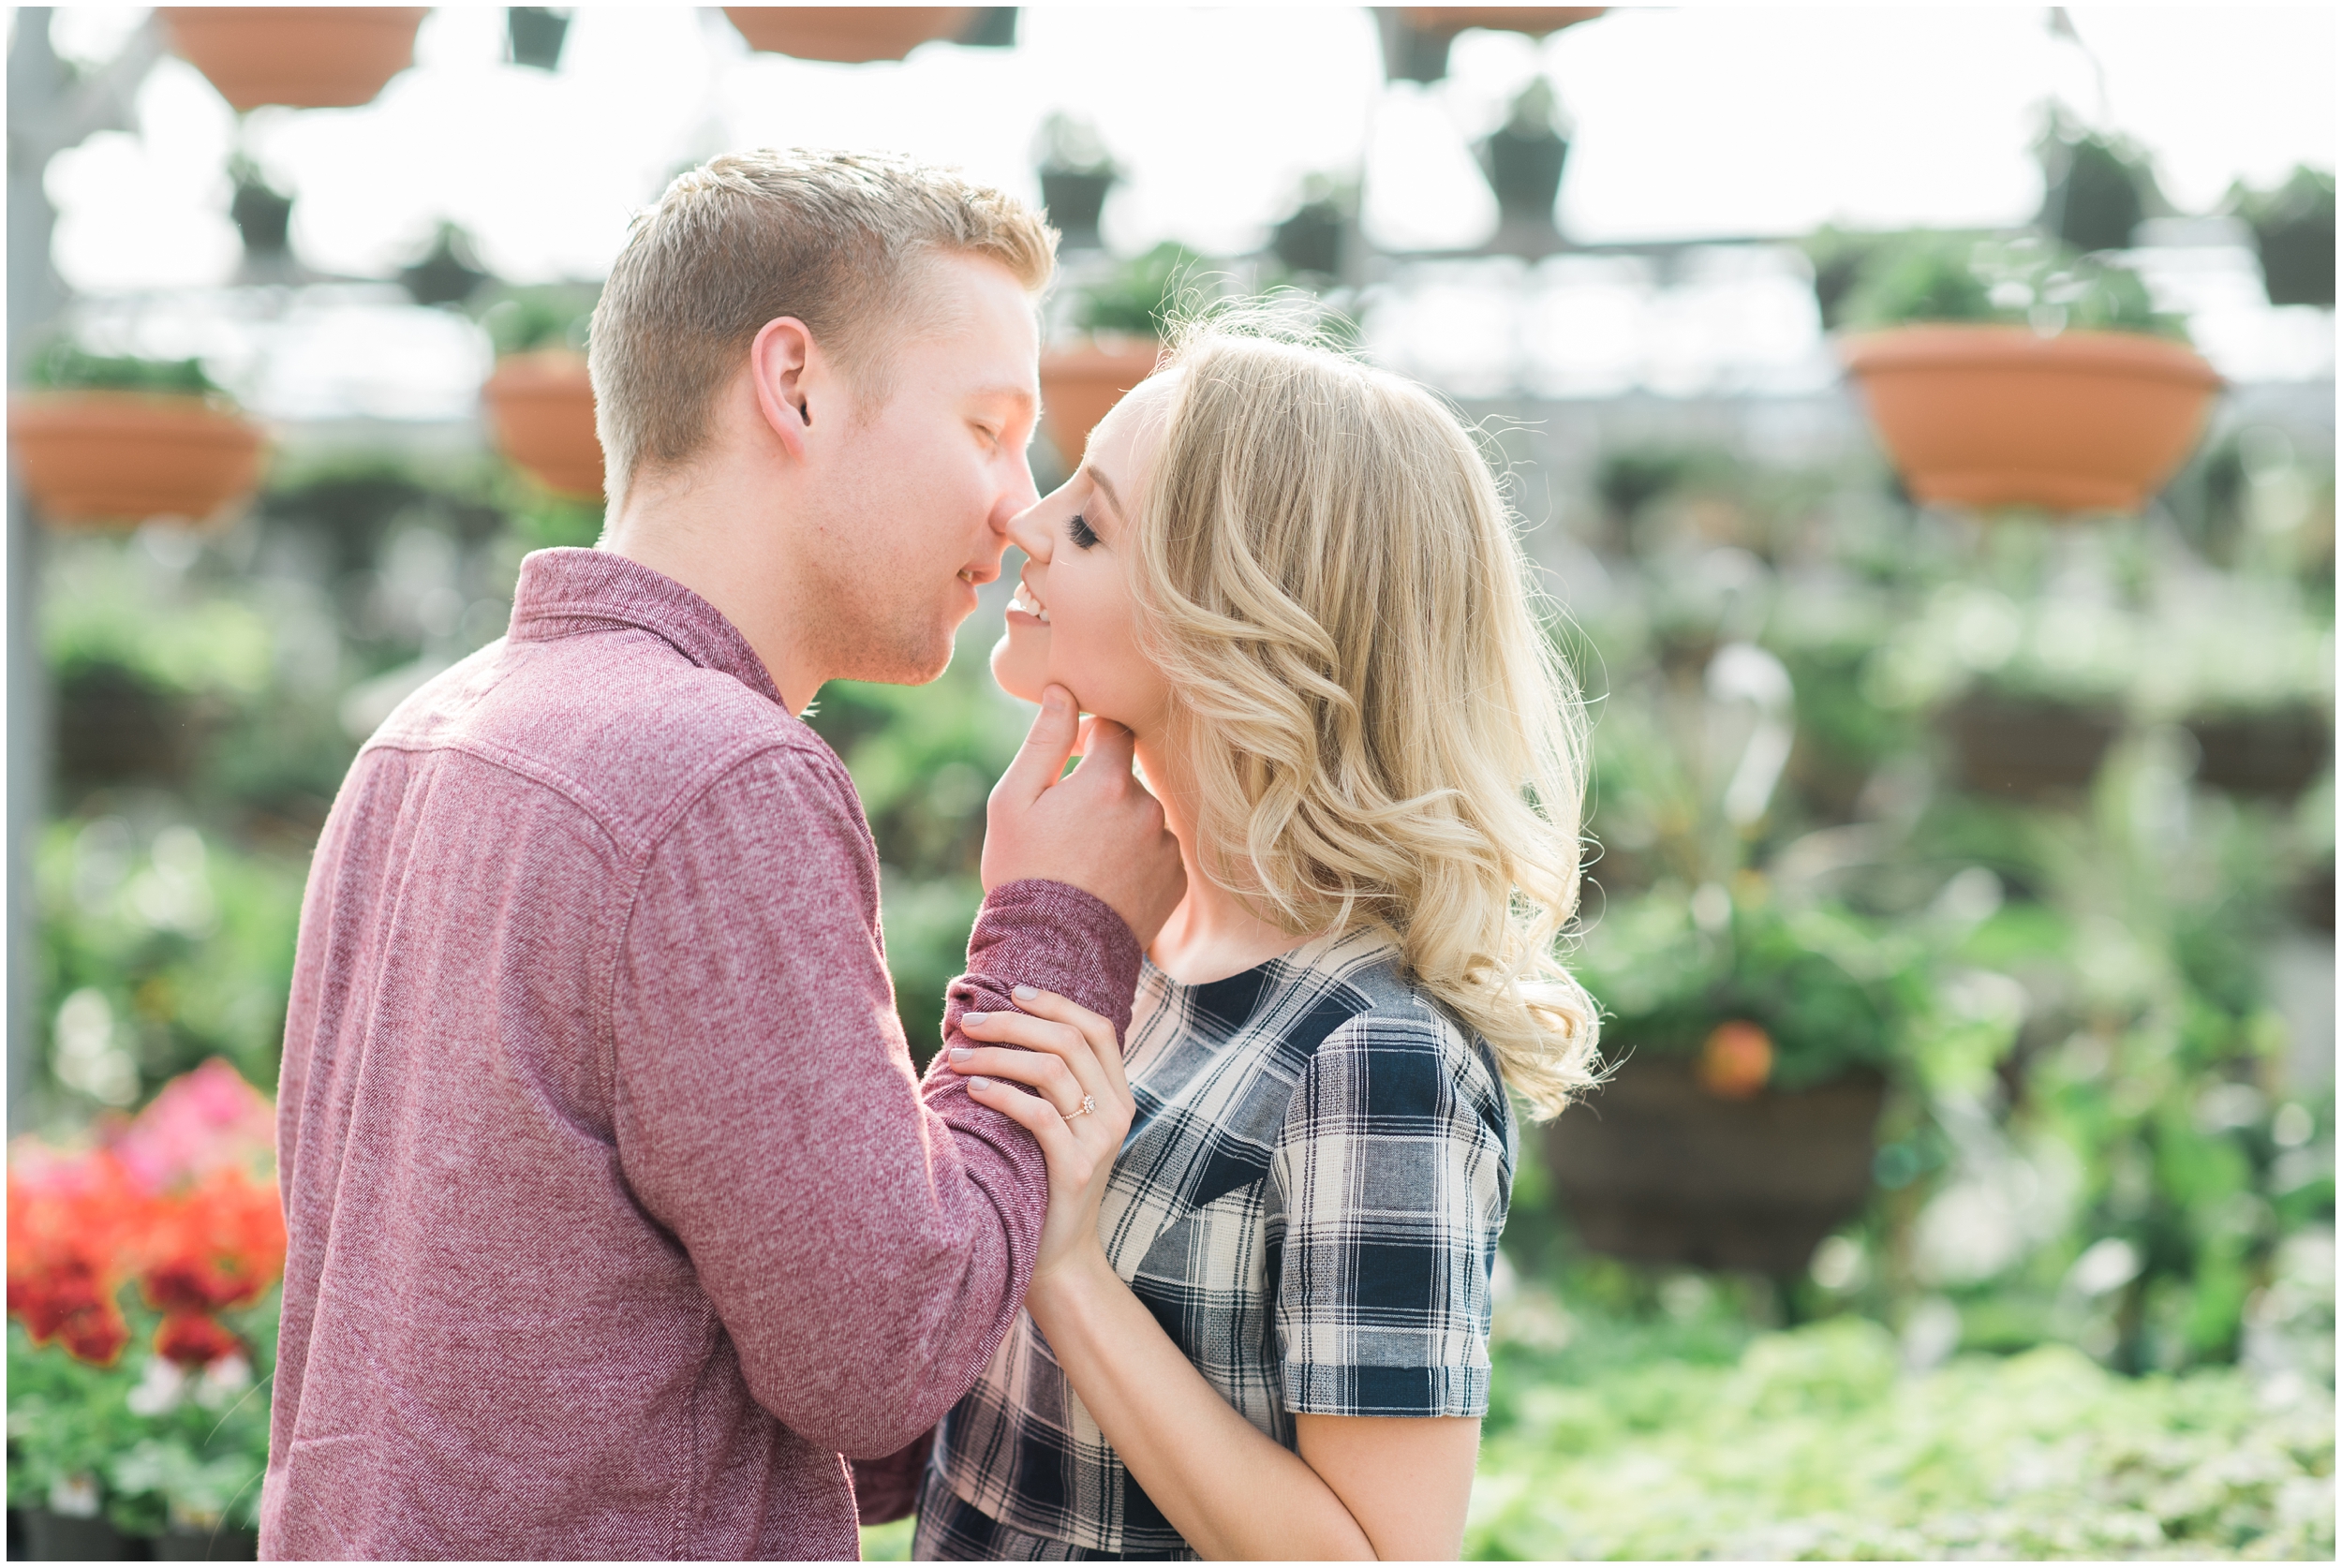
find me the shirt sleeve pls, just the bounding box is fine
[1268,1010,1514,1419]
[609,742,1141,1459]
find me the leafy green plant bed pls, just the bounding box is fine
[1469,1314,2334,1561]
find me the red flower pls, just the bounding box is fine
[155,1311,243,1369]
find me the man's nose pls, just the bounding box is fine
[993,458,1044,545]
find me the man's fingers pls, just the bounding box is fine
[1068,717,1138,779]
[997,686,1080,806]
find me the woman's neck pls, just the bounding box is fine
[1134,733,1327,986]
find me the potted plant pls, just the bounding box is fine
[506,6,571,71]
[228,155,292,264]
[1270,174,1353,282]
[1477,77,1570,254]
[1037,243,1198,465]
[2037,119,2163,256]
[157,8,428,111]
[1549,881,1929,1279]
[1837,236,2222,516]
[1033,112,1119,254]
[7,1062,285,1561]
[1379,7,1605,84]
[723,7,977,64]
[8,346,267,532]
[477,286,603,500]
[2231,166,2335,309]
[401,221,494,310]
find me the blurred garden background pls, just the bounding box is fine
[5,6,2334,1561]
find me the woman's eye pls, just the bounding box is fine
[1067,513,1100,550]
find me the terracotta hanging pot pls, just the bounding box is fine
[158,8,429,111]
[1546,1054,1886,1279]
[7,392,267,530]
[482,350,602,498]
[1037,341,1161,466]
[1400,7,1606,37]
[1840,325,2222,516]
[724,7,975,64]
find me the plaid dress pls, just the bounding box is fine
[917,927,1516,1560]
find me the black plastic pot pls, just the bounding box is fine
[1941,690,2121,799]
[505,7,569,70]
[2249,183,2336,308]
[1546,1054,1887,1278]
[17,1508,137,1561]
[229,178,292,258]
[54,664,218,790]
[2186,705,2333,799]
[1038,169,1113,250]
[1480,126,1567,225]
[152,1525,260,1561]
[1272,201,1343,278]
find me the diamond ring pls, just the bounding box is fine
[1067,1095,1096,1119]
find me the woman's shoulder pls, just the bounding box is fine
[1280,930,1513,1144]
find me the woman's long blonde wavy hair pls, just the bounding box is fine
[1128,313,1600,1119]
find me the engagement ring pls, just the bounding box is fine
[1068,1095,1095,1119]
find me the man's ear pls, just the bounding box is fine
[749,317,818,461]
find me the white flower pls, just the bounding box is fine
[126,1354,189,1416]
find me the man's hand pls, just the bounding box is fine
[983,687,1186,947]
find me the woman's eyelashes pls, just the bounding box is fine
[1067,512,1100,550]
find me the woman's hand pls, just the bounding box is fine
[951,986,1134,1291]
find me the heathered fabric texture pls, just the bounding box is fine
[260,548,1141,1561]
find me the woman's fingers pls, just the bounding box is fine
[1007,985,1131,1106]
[948,1044,1093,1120]
[958,1009,1109,1117]
[963,1074,1086,1169]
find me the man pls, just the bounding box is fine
[259,150,1185,1560]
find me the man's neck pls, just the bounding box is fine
[600,472,821,714]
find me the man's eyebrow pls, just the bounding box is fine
[971,384,1038,412]
[1086,466,1124,518]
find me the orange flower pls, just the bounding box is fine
[139,1166,287,1315]
[155,1311,244,1369]
[1697,1019,1774,1100]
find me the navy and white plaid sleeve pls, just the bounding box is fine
[1268,1007,1515,1419]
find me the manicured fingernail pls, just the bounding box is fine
[966,1075,991,1091]
[1012,984,1038,1000]
[962,1012,988,1026]
[950,1048,974,1062]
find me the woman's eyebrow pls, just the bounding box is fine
[1085,466,1125,519]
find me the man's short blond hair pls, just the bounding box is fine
[589,149,1056,498]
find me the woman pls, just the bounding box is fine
[924,318,1599,1560]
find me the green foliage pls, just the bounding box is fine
[1073,242,1210,338]
[1839,235,2186,340]
[475,283,599,357]
[7,1292,278,1537]
[1576,881,1935,1088]
[803,655,1026,1061]
[23,342,221,398]
[1471,1315,2335,1560]
[36,819,307,1117]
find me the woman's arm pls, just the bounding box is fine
[955,992,1481,1561]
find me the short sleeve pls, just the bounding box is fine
[1269,1010,1515,1419]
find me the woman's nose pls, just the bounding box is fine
[1002,496,1053,562]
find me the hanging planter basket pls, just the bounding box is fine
[1038,169,1115,251]
[1385,7,1604,81]
[483,350,602,499]
[1940,690,2121,798]
[7,392,267,530]
[158,8,428,111]
[724,7,975,63]
[1038,340,1160,466]
[1840,325,2222,517]
[1546,1054,1886,1279]
[2186,705,2333,799]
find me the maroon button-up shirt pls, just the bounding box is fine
[260,549,1139,1561]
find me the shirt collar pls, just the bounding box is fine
[507,547,787,710]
